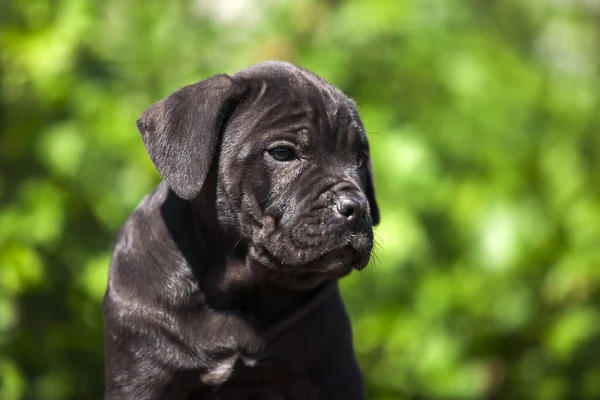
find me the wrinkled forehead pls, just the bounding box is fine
[231,68,368,150]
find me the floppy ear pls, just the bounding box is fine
[136,74,241,200]
[365,158,380,225]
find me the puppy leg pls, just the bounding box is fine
[103,363,174,400]
[103,330,192,400]
[103,355,177,400]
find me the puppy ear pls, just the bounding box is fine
[365,158,380,225]
[136,74,241,200]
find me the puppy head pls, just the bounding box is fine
[138,61,379,285]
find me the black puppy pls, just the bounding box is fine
[103,61,379,400]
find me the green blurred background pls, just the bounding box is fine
[2,0,600,399]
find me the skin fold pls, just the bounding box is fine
[103,61,379,400]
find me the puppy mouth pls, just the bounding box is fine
[251,242,371,277]
[289,247,369,274]
[257,246,370,290]
[248,212,374,276]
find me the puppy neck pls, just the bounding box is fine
[189,169,241,258]
[189,178,263,293]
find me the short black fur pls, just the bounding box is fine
[103,61,379,400]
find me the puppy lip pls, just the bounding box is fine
[253,226,373,272]
[286,246,369,275]
[353,258,369,271]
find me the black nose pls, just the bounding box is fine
[335,192,369,231]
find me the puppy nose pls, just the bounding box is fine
[335,192,369,231]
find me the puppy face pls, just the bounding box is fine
[217,64,378,279]
[137,61,379,284]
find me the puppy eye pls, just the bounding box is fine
[267,146,297,162]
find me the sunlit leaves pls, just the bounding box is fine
[0,358,25,400]
[2,0,600,399]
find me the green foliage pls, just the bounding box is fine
[1,0,599,398]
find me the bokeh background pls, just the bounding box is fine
[2,0,600,399]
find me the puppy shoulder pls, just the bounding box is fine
[111,182,171,258]
[106,182,195,303]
